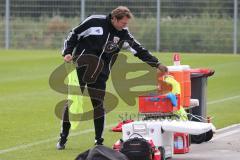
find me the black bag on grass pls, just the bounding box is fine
[75,145,128,160]
[120,137,153,160]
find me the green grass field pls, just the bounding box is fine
[0,50,240,160]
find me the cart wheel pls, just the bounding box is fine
[191,133,206,144]
[158,146,165,160]
[205,130,213,142]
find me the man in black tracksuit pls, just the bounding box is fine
[56,6,168,150]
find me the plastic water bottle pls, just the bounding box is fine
[173,53,181,66]
[174,139,178,148]
[177,136,184,149]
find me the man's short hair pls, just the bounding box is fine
[111,6,133,20]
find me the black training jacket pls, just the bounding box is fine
[62,14,160,79]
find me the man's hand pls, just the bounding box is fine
[64,54,73,63]
[157,64,168,76]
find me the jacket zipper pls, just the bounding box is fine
[91,33,110,78]
[73,49,85,65]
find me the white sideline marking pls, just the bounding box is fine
[0,124,114,155]
[207,95,240,105]
[0,136,59,155]
[0,94,240,155]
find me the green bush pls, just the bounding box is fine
[129,14,238,53]
[0,15,239,53]
[1,16,80,49]
[129,17,157,50]
[159,14,234,53]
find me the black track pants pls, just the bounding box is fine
[60,67,107,141]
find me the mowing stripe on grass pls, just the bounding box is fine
[0,94,240,155]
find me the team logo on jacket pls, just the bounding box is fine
[105,36,120,53]
[113,36,120,44]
